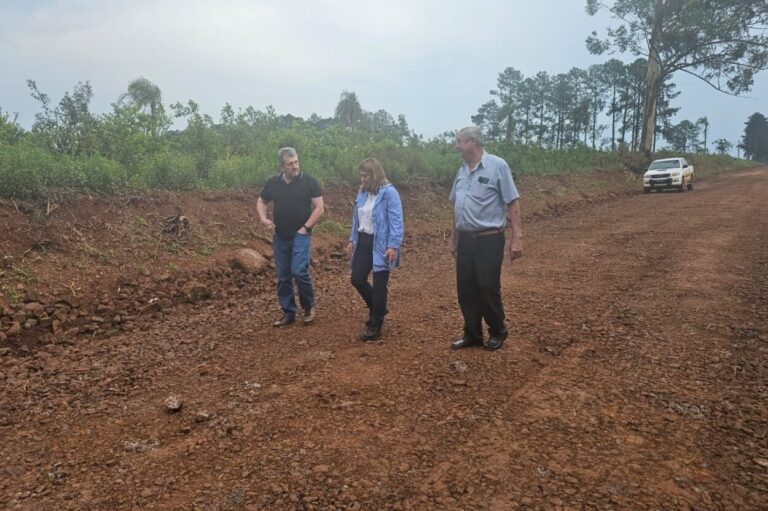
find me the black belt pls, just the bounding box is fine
[460,228,503,238]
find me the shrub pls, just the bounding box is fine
[136,152,198,190]
[75,155,128,193]
[0,142,45,198]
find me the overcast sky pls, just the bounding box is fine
[1,0,766,152]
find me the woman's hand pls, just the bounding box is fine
[385,248,397,263]
[346,242,354,257]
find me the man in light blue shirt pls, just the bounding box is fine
[449,126,523,351]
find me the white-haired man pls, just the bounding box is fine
[449,126,523,351]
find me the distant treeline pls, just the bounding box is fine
[0,78,749,199]
[472,60,726,155]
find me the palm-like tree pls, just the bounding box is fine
[696,117,709,153]
[118,77,164,135]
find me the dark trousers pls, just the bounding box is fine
[351,233,390,325]
[456,231,507,341]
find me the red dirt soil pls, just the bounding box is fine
[1,168,766,510]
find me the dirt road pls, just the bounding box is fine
[2,168,767,510]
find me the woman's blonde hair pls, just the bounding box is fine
[358,157,389,194]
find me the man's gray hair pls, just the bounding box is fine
[458,126,484,147]
[278,147,298,165]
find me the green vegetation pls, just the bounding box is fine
[3,286,21,305]
[0,69,759,200]
[586,0,768,154]
[740,113,768,163]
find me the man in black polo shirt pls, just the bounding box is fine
[257,147,324,327]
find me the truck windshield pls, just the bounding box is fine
[649,161,680,170]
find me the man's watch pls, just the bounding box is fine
[303,224,313,233]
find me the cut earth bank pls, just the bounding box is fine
[0,162,744,353]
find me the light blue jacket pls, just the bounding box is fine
[349,183,404,271]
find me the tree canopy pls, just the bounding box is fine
[586,0,768,153]
[740,112,768,162]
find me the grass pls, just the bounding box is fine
[3,286,21,304]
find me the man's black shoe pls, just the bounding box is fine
[451,337,483,350]
[483,336,505,351]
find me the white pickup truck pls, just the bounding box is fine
[643,157,695,193]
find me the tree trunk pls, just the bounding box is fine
[640,0,665,155]
[611,86,617,151]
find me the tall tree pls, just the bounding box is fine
[740,112,768,162]
[586,64,608,149]
[27,79,98,156]
[712,138,733,155]
[548,73,572,149]
[696,117,709,153]
[471,100,502,142]
[653,79,681,151]
[663,119,700,153]
[532,71,551,146]
[599,59,626,151]
[490,67,525,142]
[586,0,768,154]
[334,91,363,129]
[118,77,167,137]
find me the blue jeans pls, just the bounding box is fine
[273,233,315,318]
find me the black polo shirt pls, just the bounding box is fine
[260,172,323,240]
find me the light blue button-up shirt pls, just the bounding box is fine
[449,152,519,232]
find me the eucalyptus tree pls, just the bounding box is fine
[740,112,768,162]
[587,0,768,155]
[334,91,363,130]
[397,114,413,146]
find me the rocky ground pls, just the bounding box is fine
[0,167,766,510]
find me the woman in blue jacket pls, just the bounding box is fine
[346,158,404,341]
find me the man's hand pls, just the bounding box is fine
[507,240,523,263]
[260,218,275,231]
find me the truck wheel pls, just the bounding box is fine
[687,178,694,191]
[678,180,686,193]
